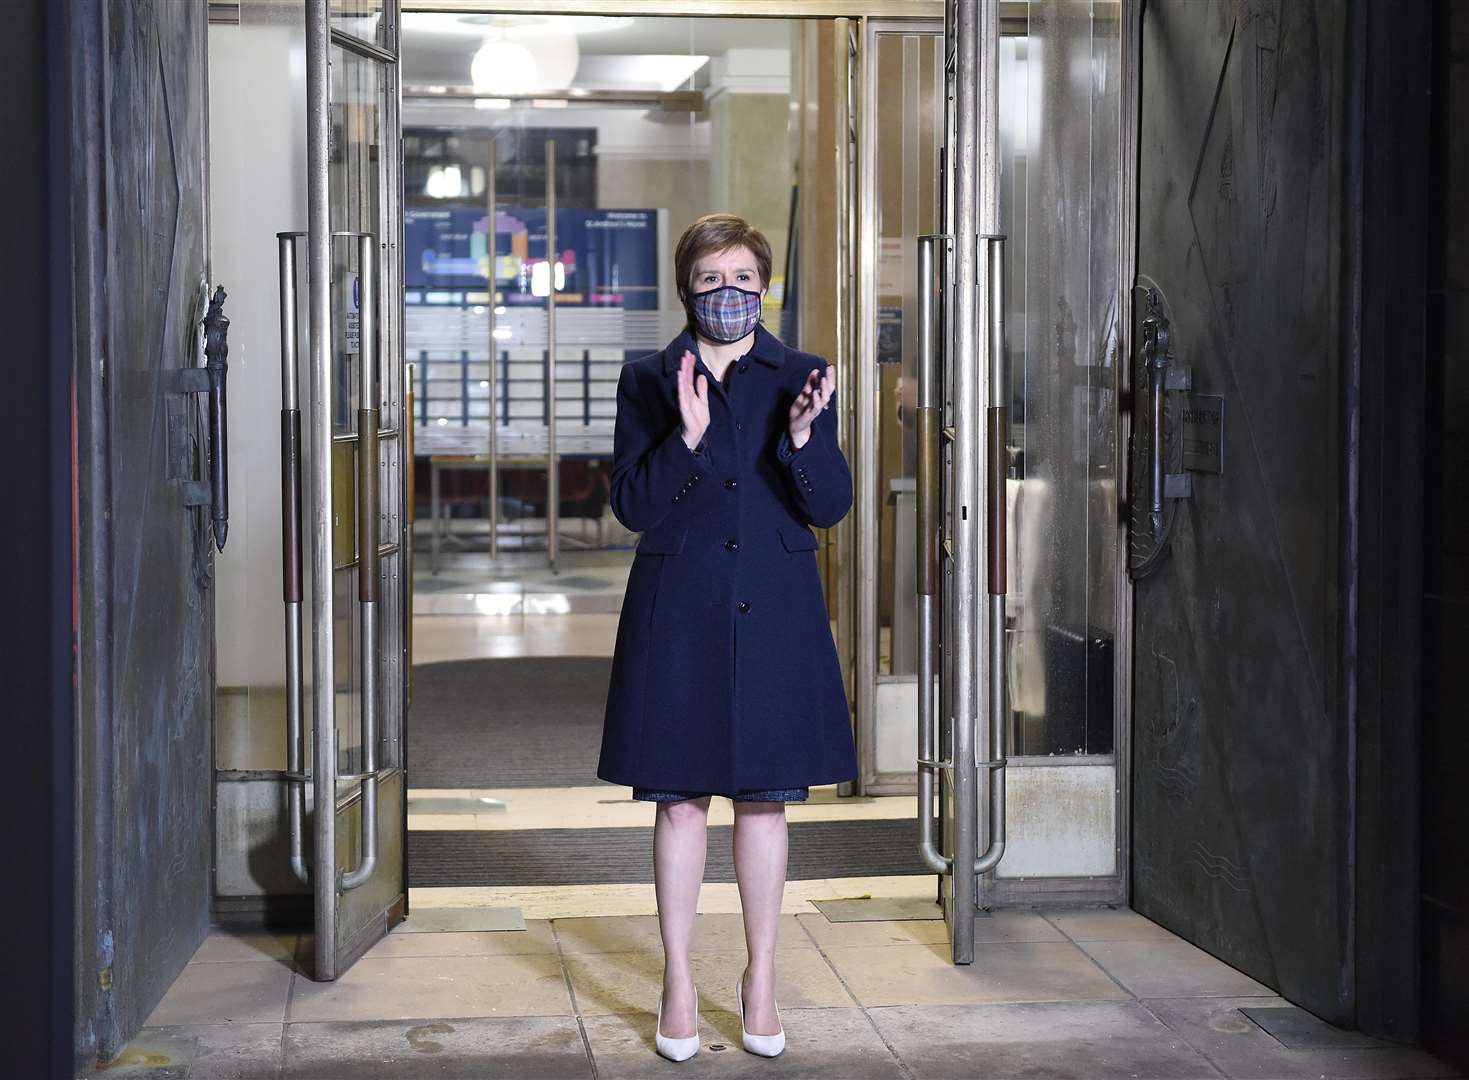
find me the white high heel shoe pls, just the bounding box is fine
[655,984,701,1062]
[736,968,785,1057]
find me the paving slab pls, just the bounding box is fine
[971,910,1070,943]
[563,947,851,1016]
[393,905,526,932]
[362,921,558,959]
[1144,996,1467,1080]
[287,953,573,1022]
[582,1006,899,1078]
[86,1023,284,1080]
[143,961,294,1026]
[1076,939,1274,998]
[189,928,302,968]
[1045,907,1181,942]
[1241,1004,1395,1050]
[282,1015,591,1079]
[797,911,952,950]
[824,940,1127,1007]
[812,895,944,921]
[868,1000,1221,1079]
[552,911,812,955]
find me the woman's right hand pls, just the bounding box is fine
[677,350,710,450]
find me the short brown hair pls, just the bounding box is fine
[673,213,773,304]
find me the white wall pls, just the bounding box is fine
[209,10,307,698]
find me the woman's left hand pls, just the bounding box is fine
[788,365,836,450]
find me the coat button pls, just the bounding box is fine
[725,478,738,489]
[737,600,751,613]
[725,538,739,551]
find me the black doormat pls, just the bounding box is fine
[408,819,937,886]
[409,656,614,789]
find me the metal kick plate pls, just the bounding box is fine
[1182,394,1225,474]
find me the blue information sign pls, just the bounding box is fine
[405,206,659,310]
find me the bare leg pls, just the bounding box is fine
[732,800,788,1034]
[653,796,711,1038]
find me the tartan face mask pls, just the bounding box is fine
[689,284,763,344]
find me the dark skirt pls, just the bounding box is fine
[632,786,809,803]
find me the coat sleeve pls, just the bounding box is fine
[773,386,853,529]
[608,362,710,534]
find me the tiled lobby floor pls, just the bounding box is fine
[87,907,1463,1080]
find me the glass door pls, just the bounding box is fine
[907,0,1006,965]
[855,20,944,793]
[302,0,408,981]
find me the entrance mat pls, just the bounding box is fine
[813,896,944,922]
[408,656,613,788]
[1240,1006,1389,1050]
[408,819,934,887]
[394,906,526,933]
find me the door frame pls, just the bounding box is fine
[853,14,944,796]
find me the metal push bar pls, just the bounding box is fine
[486,141,499,561]
[915,233,951,875]
[277,231,310,887]
[545,139,560,570]
[917,5,1006,953]
[972,0,1006,880]
[914,232,1009,879]
[976,232,1007,876]
[341,231,380,892]
[279,228,384,895]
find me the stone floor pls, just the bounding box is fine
[85,906,1463,1080]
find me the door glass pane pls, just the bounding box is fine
[1003,1,1121,758]
[329,43,388,782]
[872,31,942,677]
[332,0,389,51]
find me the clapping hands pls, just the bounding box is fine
[676,350,709,450]
[788,365,835,450]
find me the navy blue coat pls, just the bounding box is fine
[596,324,859,794]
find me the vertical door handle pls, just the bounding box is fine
[203,287,231,550]
[277,232,311,886]
[915,233,951,875]
[975,233,1007,876]
[341,232,380,892]
[1130,287,1193,580]
[173,286,231,552]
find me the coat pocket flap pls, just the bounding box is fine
[636,524,688,555]
[778,525,820,552]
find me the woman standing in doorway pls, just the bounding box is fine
[597,213,857,1061]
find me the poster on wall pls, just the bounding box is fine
[404,207,659,310]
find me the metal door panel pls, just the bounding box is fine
[333,769,407,970]
[1130,0,1349,1023]
[76,0,213,1059]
